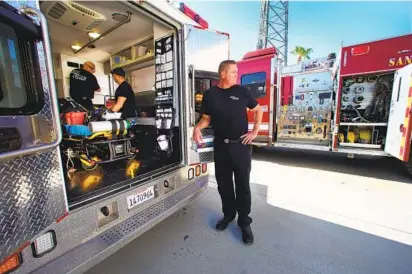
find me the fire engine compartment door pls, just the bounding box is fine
[385,65,412,161]
[0,2,67,263]
[182,24,229,165]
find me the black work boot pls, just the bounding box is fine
[241,226,254,245]
[215,216,234,231]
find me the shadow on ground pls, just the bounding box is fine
[86,181,412,274]
[251,146,411,184]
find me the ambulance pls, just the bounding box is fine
[0,1,225,273]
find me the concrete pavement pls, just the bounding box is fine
[86,148,412,274]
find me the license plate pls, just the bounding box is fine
[126,186,155,210]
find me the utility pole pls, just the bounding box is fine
[257,0,289,65]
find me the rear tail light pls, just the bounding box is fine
[188,168,194,180]
[351,45,370,56]
[202,163,207,173]
[195,165,201,176]
[0,253,22,274]
[31,231,57,258]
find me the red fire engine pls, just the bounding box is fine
[237,34,412,174]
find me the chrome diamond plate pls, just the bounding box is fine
[0,149,66,261]
[198,150,214,163]
[0,0,67,262]
[198,128,215,162]
[18,200,94,273]
[29,176,208,274]
[15,169,202,273]
[101,179,206,245]
[184,25,230,72]
[186,127,215,164]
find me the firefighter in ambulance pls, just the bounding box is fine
[69,61,101,111]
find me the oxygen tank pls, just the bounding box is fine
[88,120,131,133]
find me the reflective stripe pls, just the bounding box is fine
[399,77,412,161]
[248,123,269,131]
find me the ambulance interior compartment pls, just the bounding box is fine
[337,71,394,151]
[39,0,182,208]
[191,70,219,124]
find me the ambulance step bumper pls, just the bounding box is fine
[31,177,208,274]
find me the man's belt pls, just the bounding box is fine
[73,96,89,100]
[215,136,242,144]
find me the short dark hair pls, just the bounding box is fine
[111,67,126,77]
[218,60,236,77]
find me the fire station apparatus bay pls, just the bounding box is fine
[87,149,412,274]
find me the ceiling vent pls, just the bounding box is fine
[41,1,106,32]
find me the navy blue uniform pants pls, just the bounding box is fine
[214,141,252,227]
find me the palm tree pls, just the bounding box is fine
[291,46,313,63]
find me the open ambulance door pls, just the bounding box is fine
[0,2,68,262]
[181,24,229,165]
[385,64,412,162]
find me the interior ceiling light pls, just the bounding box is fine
[88,32,101,39]
[112,12,129,22]
[71,45,81,51]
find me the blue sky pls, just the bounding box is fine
[181,1,412,64]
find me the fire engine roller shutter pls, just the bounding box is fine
[399,76,412,161]
[281,76,293,106]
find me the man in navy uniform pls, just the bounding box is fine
[193,60,263,245]
[69,61,100,111]
[110,67,137,119]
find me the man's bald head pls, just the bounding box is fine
[82,61,96,74]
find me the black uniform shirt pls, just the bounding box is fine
[200,85,258,139]
[69,68,100,99]
[115,81,136,119]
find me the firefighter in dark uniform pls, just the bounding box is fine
[69,61,100,111]
[109,67,137,119]
[193,60,263,245]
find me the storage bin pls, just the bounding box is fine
[64,112,86,125]
[136,46,146,57]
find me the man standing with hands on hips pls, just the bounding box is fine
[193,60,263,245]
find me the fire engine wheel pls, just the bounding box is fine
[404,162,412,177]
[403,149,412,177]
[250,144,261,154]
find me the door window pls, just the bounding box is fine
[241,72,266,99]
[0,22,44,115]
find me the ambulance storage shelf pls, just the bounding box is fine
[111,53,154,70]
[110,35,154,70]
